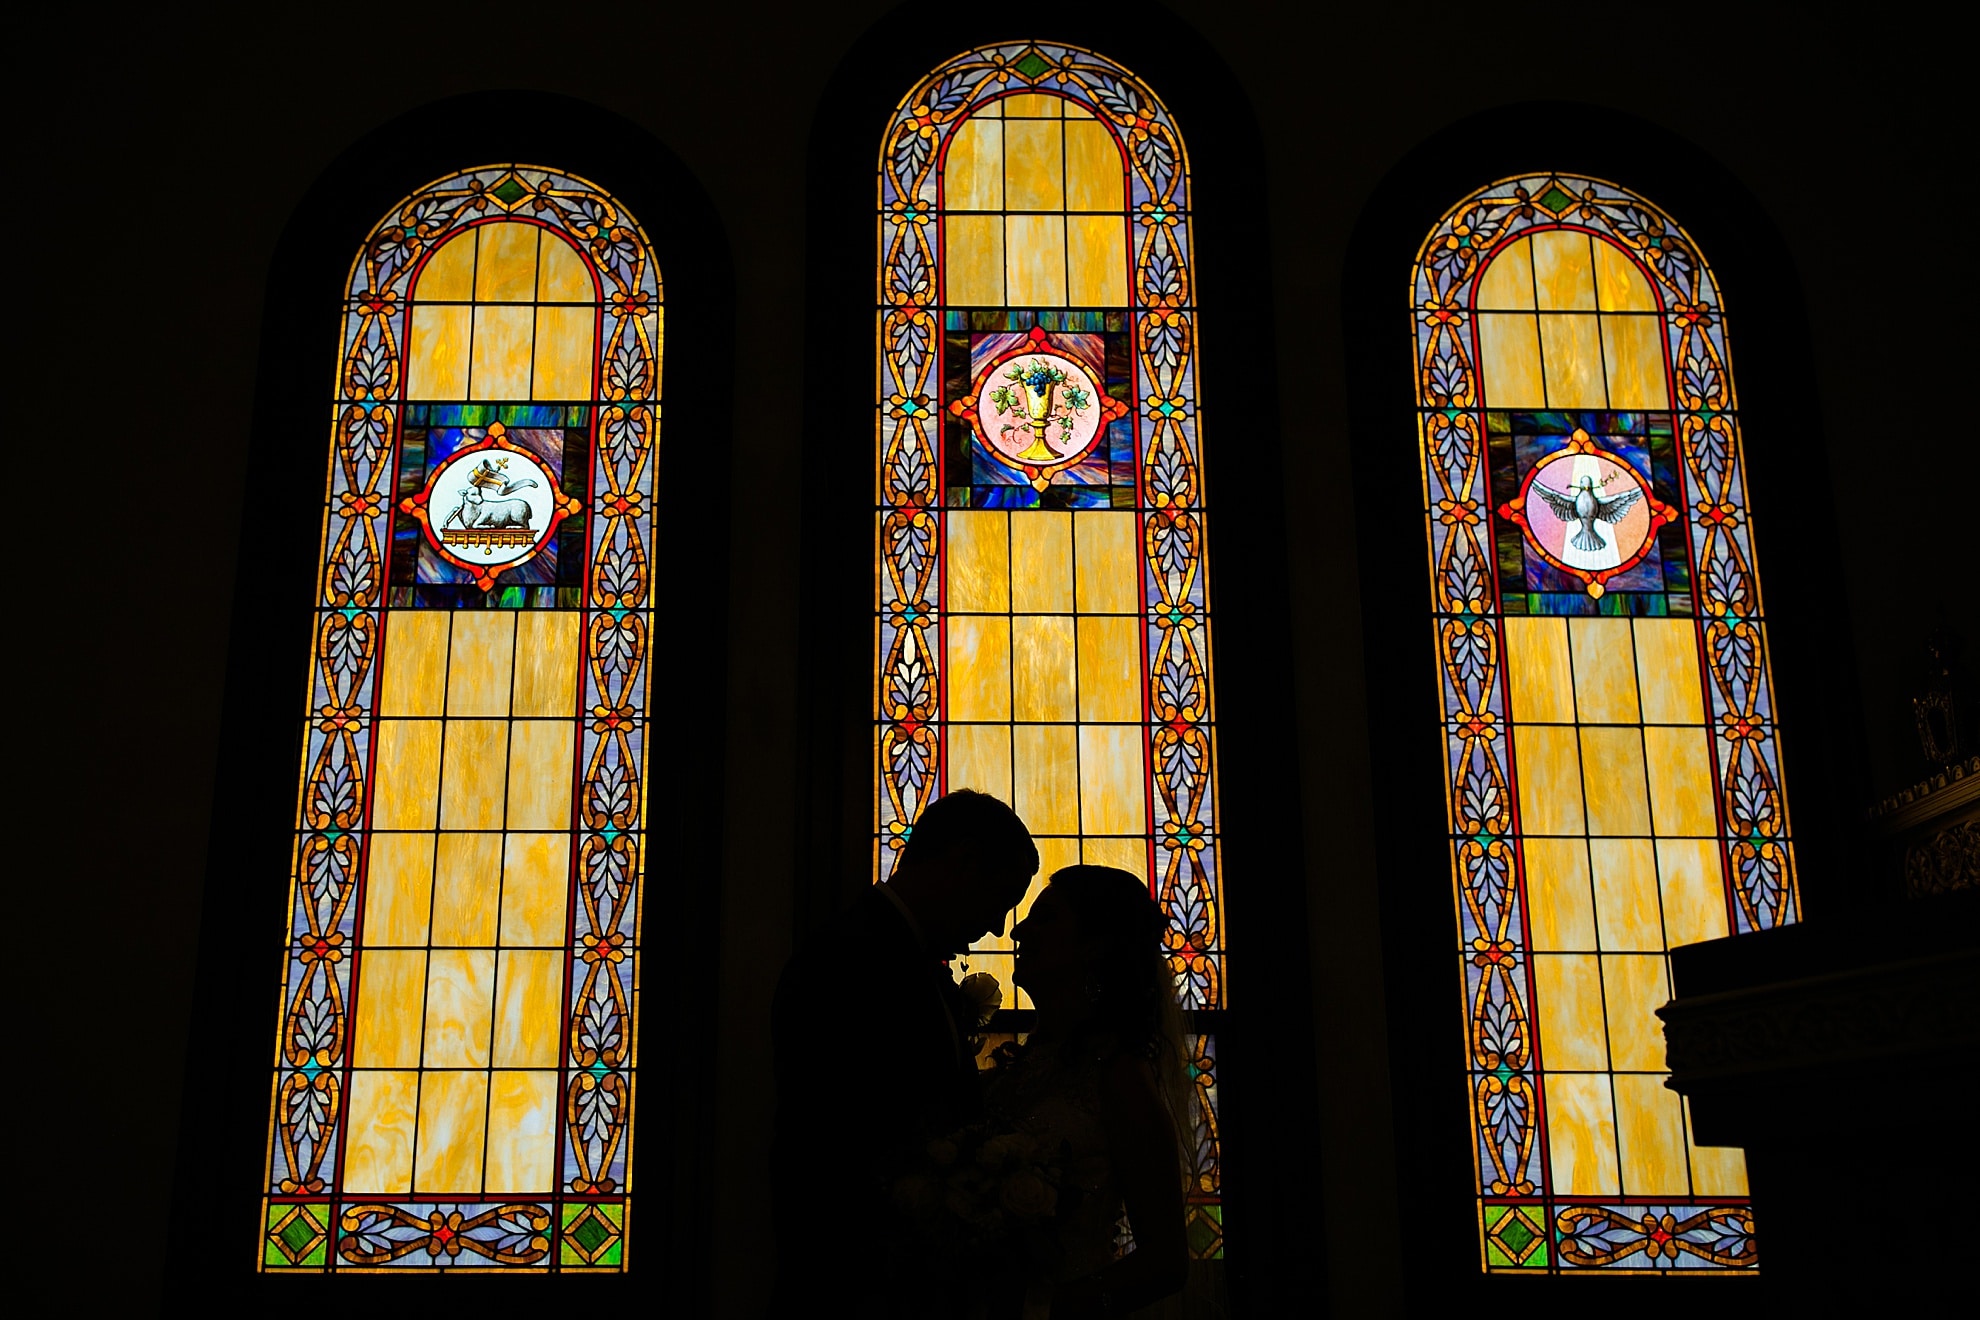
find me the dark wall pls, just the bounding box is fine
[28,1,1959,1313]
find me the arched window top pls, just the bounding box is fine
[1411,173,1792,1275]
[882,41,1188,218]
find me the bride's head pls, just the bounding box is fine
[1013,865,1176,1040]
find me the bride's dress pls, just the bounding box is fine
[985,1035,1130,1290]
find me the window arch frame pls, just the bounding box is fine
[165,92,735,1303]
[803,16,1319,1307]
[1344,102,1864,1300]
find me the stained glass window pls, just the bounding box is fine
[261,165,660,1272]
[1413,176,1796,1273]
[876,42,1225,1258]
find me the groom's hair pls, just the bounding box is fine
[897,789,1039,881]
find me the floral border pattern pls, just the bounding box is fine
[1413,174,1793,1272]
[261,163,659,1272]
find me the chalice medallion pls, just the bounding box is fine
[951,326,1129,492]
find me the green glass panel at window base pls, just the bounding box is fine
[1483,1203,1548,1269]
[264,1202,330,1267]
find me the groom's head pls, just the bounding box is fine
[890,790,1039,953]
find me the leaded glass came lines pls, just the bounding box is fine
[876,42,1226,1259]
[1411,175,1795,1274]
[261,166,658,1274]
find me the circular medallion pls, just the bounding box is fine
[976,351,1105,471]
[1518,449,1654,576]
[428,446,560,565]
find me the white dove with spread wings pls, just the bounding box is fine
[1533,473,1642,553]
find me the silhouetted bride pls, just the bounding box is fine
[991,865,1192,1317]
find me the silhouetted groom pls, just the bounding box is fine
[769,789,1038,1315]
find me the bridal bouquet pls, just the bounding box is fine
[890,1121,1066,1283]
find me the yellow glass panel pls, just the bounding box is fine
[446,611,516,716]
[1579,727,1651,836]
[1614,1073,1688,1196]
[1512,725,1583,836]
[1064,120,1123,211]
[1011,510,1072,612]
[1012,616,1076,722]
[341,1070,418,1195]
[1657,839,1729,948]
[1568,617,1639,723]
[1603,953,1671,1071]
[532,305,596,400]
[370,720,442,831]
[1522,837,1594,951]
[1593,239,1657,312]
[1589,838,1662,952]
[415,1069,489,1194]
[1063,100,1092,119]
[378,610,449,716]
[1531,953,1608,1071]
[405,304,471,401]
[439,719,509,831]
[363,832,435,947]
[944,216,1004,305]
[1029,837,1079,909]
[1080,836,1148,881]
[1013,725,1079,835]
[512,610,582,717]
[1686,1099,1749,1195]
[1476,313,1544,408]
[1600,315,1669,411]
[946,723,1013,803]
[493,950,565,1067]
[1545,1073,1619,1195]
[507,720,577,831]
[1502,617,1574,723]
[1068,215,1128,306]
[943,116,1003,211]
[1474,238,1535,310]
[431,832,501,947]
[1077,615,1141,722]
[1002,92,1061,117]
[1633,619,1704,724]
[1644,726,1718,836]
[474,222,539,302]
[499,833,571,947]
[536,229,595,302]
[946,510,1012,612]
[946,615,1011,722]
[1531,230,1596,311]
[351,949,426,1068]
[1073,512,1138,612]
[470,305,535,401]
[1539,313,1606,408]
[485,1071,560,1193]
[1078,725,1147,835]
[1003,118,1064,211]
[422,948,495,1069]
[1005,214,1068,307]
[415,230,477,301]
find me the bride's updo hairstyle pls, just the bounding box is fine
[1045,865,1194,1178]
[1044,865,1180,1057]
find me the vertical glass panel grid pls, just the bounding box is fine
[264,165,659,1275]
[878,44,1225,1262]
[1415,176,1794,1275]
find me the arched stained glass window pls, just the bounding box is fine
[877,43,1225,1254]
[1412,176,1795,1273]
[261,165,660,1272]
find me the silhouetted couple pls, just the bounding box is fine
[771,790,1191,1318]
